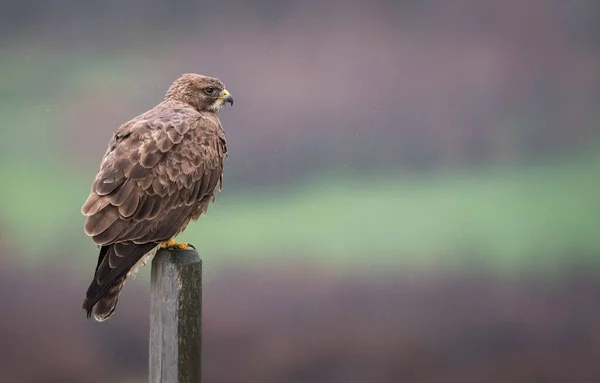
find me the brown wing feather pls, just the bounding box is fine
[82,104,226,320]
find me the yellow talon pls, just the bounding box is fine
[160,238,189,250]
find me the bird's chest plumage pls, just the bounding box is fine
[170,122,226,220]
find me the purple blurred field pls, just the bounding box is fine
[2,257,600,383]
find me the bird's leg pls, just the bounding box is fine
[160,238,190,250]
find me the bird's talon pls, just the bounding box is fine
[160,238,189,250]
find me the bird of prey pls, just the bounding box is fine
[81,73,233,321]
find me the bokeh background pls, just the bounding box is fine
[1,0,600,382]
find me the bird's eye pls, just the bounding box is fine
[204,87,215,95]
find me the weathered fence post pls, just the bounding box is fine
[150,248,202,383]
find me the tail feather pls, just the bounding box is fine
[82,242,159,321]
[91,276,127,322]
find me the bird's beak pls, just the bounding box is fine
[219,89,234,105]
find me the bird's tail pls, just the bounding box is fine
[89,275,127,322]
[82,242,159,321]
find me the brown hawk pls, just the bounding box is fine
[81,73,233,321]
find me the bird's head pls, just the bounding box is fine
[165,73,234,112]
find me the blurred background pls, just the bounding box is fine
[1,0,599,382]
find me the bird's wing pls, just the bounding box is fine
[82,110,224,244]
[81,107,225,313]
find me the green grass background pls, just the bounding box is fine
[2,146,598,272]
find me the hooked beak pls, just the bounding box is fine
[219,89,234,105]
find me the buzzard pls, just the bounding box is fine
[81,73,233,321]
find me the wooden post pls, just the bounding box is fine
[150,248,202,383]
